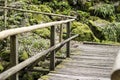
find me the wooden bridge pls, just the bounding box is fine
[39,43,120,80]
[0,4,120,80]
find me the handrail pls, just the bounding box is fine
[0,34,79,80]
[0,6,76,19]
[0,17,78,80]
[0,19,74,40]
[111,50,120,80]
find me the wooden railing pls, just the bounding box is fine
[111,50,120,80]
[0,18,78,80]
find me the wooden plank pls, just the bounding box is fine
[0,19,75,40]
[50,26,55,71]
[10,35,19,80]
[42,44,120,80]
[0,34,78,80]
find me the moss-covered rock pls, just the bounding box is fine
[71,22,99,41]
[88,19,110,41]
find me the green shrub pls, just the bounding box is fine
[77,10,90,23]
[102,22,120,42]
[20,50,29,61]
[90,4,115,18]
[0,63,4,72]
[34,28,50,38]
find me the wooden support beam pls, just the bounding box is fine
[50,26,55,71]
[66,22,71,58]
[10,35,19,80]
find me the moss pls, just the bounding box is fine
[84,2,92,11]
[34,28,50,38]
[39,5,52,13]
[116,5,120,13]
[0,62,4,72]
[41,75,49,80]
[20,51,29,61]
[72,22,99,42]
[0,50,10,61]
[88,19,110,42]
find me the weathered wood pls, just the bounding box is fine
[50,26,55,71]
[111,50,120,80]
[59,24,63,42]
[0,6,76,19]
[0,34,78,80]
[43,44,120,80]
[0,19,75,40]
[10,35,19,80]
[4,0,7,29]
[66,22,71,57]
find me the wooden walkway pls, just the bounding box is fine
[39,43,120,80]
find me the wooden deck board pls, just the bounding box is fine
[39,44,120,80]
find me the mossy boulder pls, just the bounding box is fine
[71,22,99,41]
[88,19,110,41]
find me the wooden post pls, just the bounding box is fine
[66,22,71,58]
[59,24,63,42]
[4,0,7,29]
[50,26,55,71]
[10,35,19,80]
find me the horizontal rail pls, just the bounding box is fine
[0,19,75,40]
[0,6,76,19]
[0,34,79,80]
[111,50,120,80]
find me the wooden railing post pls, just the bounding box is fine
[59,24,63,42]
[66,22,71,58]
[50,26,55,71]
[10,35,19,80]
[4,0,7,29]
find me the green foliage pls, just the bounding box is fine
[48,1,70,12]
[116,14,120,22]
[0,63,4,72]
[91,4,115,18]
[34,28,50,38]
[0,50,10,61]
[20,51,29,61]
[77,10,90,23]
[102,22,120,42]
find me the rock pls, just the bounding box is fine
[71,22,99,42]
[88,19,110,41]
